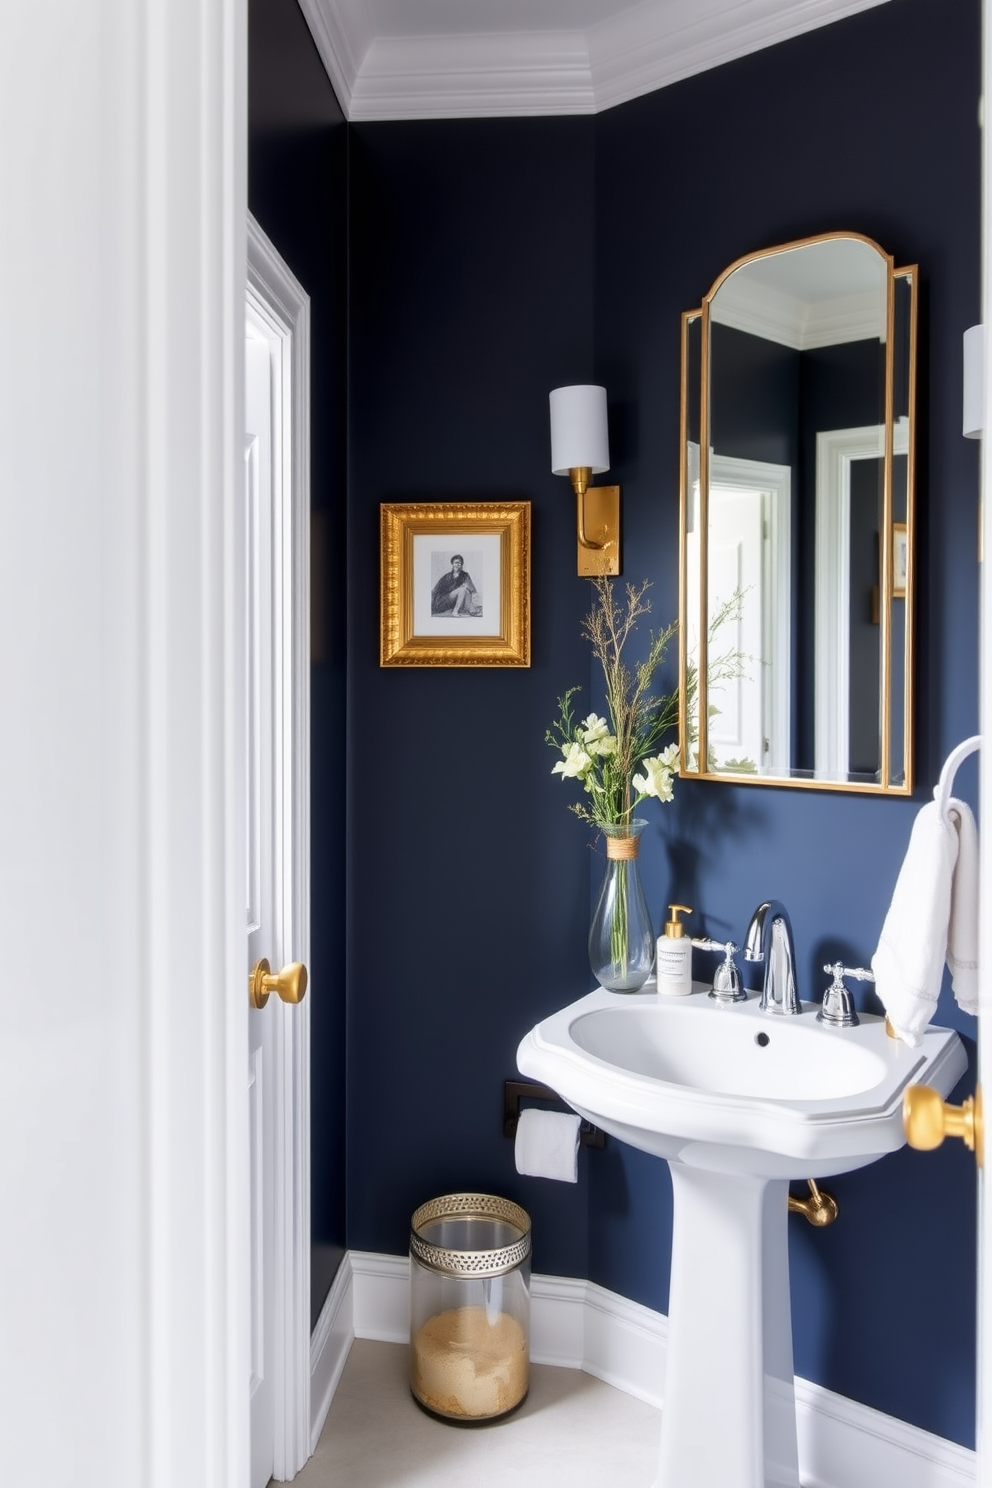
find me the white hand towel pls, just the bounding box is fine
[947,798,980,1014]
[871,795,980,1044]
[514,1108,581,1183]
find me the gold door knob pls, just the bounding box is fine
[249,958,308,1010]
[903,1083,983,1168]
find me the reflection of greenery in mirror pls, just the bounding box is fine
[678,233,917,794]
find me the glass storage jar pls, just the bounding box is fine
[409,1193,531,1422]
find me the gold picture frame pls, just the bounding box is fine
[380,502,531,667]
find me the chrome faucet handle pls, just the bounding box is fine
[692,939,746,1004]
[831,963,874,983]
[817,962,870,1029]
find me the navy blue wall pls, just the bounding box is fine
[346,117,597,1283]
[248,0,349,1324]
[592,0,980,1443]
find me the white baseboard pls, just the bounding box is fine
[309,1251,976,1488]
[308,1255,354,1455]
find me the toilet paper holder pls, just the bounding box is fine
[504,1080,605,1148]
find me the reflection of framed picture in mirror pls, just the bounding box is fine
[380,502,530,666]
[892,522,908,598]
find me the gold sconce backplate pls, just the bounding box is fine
[577,485,621,575]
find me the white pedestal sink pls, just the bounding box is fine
[517,986,966,1488]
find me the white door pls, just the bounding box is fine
[246,329,280,1485]
[246,217,314,1485]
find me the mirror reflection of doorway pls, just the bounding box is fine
[688,448,791,775]
[815,419,909,782]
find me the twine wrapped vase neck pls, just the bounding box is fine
[605,831,640,861]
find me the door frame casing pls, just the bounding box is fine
[247,213,313,1480]
[977,9,991,1484]
[0,4,250,1483]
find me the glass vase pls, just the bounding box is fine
[589,819,655,993]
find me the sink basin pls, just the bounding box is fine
[517,986,966,1488]
[519,985,966,1179]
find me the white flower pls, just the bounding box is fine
[632,749,679,803]
[580,713,610,742]
[552,742,594,779]
[580,714,617,756]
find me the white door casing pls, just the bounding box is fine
[0,4,249,1484]
[977,6,991,1480]
[815,420,909,779]
[246,215,313,1483]
[709,455,792,774]
[689,452,791,774]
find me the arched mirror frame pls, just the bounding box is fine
[678,231,918,795]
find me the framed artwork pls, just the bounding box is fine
[380,502,531,667]
[892,522,908,599]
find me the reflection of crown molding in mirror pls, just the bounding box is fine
[711,280,886,351]
[679,232,917,796]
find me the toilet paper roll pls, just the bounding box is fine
[514,1107,581,1183]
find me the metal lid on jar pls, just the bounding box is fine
[410,1192,532,1279]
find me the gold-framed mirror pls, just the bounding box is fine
[679,231,917,794]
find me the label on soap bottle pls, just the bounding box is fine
[656,936,692,996]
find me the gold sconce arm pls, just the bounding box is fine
[570,469,603,549]
[903,1083,983,1167]
[569,469,621,576]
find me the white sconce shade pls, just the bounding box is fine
[963,324,985,439]
[550,385,610,475]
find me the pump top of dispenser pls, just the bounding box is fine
[663,904,692,938]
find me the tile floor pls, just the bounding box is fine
[292,1339,660,1488]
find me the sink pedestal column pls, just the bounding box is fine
[654,1165,799,1488]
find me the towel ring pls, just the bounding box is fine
[935,735,981,821]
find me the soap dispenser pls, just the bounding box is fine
[657,904,693,996]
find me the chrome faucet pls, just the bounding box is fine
[743,900,801,1015]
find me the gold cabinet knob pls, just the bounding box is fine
[903,1083,983,1168]
[249,958,308,1010]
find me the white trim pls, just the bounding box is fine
[143,5,249,1483]
[309,1258,355,1455]
[301,0,892,120]
[0,6,247,1480]
[814,421,908,779]
[977,10,992,1483]
[710,454,793,775]
[246,215,313,1482]
[295,0,368,120]
[311,1252,976,1488]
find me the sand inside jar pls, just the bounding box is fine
[411,1305,528,1419]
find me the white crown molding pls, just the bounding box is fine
[350,31,595,120]
[301,0,893,120]
[306,1251,976,1488]
[296,0,370,118]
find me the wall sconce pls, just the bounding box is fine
[963,324,985,439]
[549,384,621,575]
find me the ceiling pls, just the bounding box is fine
[296,0,892,120]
